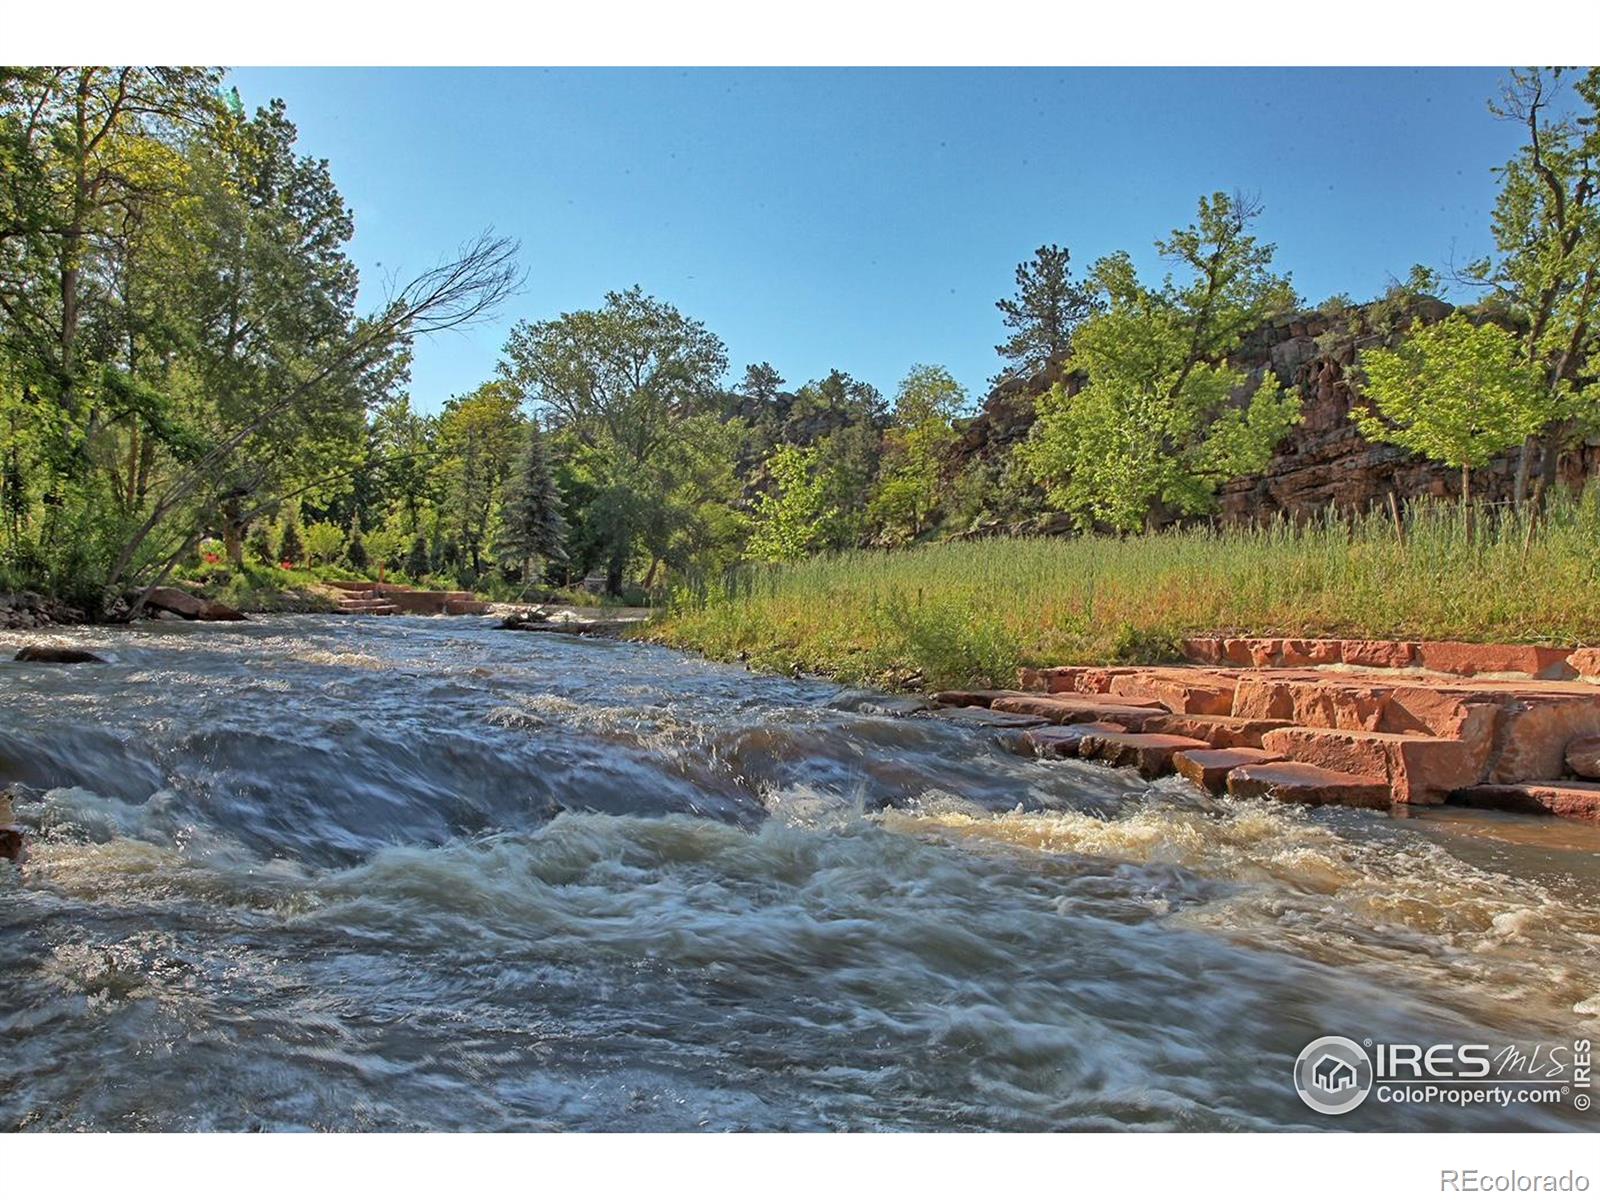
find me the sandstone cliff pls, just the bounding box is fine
[951,295,1600,529]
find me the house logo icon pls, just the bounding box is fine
[1294,1036,1374,1115]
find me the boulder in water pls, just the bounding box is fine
[14,645,105,664]
[143,586,247,622]
[499,606,554,631]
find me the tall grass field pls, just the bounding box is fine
[643,491,1600,690]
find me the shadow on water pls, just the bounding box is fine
[1,615,1596,1131]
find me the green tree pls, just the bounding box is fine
[438,380,523,580]
[345,518,369,572]
[499,286,729,594]
[870,365,967,543]
[1019,192,1301,531]
[1355,314,1544,507]
[404,532,430,579]
[994,243,1102,380]
[494,417,568,583]
[1460,68,1600,506]
[748,445,835,563]
[276,503,304,565]
[303,520,345,566]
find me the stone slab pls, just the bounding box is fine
[1226,761,1393,809]
[1173,746,1284,792]
[1450,781,1600,822]
[1077,731,1213,779]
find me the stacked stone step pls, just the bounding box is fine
[938,646,1600,821]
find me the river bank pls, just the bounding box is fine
[644,498,1600,691]
[1,614,1597,1131]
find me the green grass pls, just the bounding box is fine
[642,490,1600,690]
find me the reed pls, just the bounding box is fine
[642,489,1600,690]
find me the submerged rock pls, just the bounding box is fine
[829,690,933,717]
[14,645,105,664]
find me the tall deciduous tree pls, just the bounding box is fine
[498,286,728,594]
[1355,314,1545,509]
[1020,192,1301,532]
[1460,68,1600,506]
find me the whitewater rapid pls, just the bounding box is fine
[1,616,1596,1130]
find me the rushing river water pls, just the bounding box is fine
[1,615,1597,1132]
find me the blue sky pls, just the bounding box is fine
[231,67,1525,412]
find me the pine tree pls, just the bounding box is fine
[995,244,1102,380]
[276,504,305,566]
[495,419,569,583]
[345,518,369,572]
[405,533,431,580]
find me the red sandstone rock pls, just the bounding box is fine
[1076,731,1212,779]
[1142,712,1293,748]
[144,586,246,621]
[1417,641,1575,679]
[1450,781,1600,822]
[1220,638,1261,667]
[1226,761,1392,808]
[1181,637,1224,665]
[1564,734,1600,780]
[1172,746,1284,792]
[0,827,24,864]
[990,694,1167,729]
[1492,699,1600,783]
[1107,670,1235,715]
[1277,639,1344,667]
[1014,721,1127,758]
[1340,640,1418,669]
[930,689,1017,708]
[1232,676,1391,730]
[1379,687,1500,740]
[1568,648,1600,680]
[1259,726,1480,804]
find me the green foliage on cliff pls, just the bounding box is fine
[1356,315,1547,491]
[1019,192,1302,532]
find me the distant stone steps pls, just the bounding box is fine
[324,580,487,616]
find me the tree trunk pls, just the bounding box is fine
[1461,464,1474,541]
[606,548,626,598]
[1512,434,1538,509]
[221,497,245,567]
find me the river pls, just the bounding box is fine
[1,615,1596,1131]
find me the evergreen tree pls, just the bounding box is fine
[276,504,305,566]
[995,244,1102,379]
[495,419,569,582]
[245,522,273,564]
[345,519,369,572]
[404,533,431,579]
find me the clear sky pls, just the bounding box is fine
[230,67,1524,412]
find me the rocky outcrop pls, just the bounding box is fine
[1,591,83,629]
[948,295,1600,527]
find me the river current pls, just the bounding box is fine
[1,615,1597,1131]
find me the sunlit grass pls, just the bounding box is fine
[642,490,1600,690]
